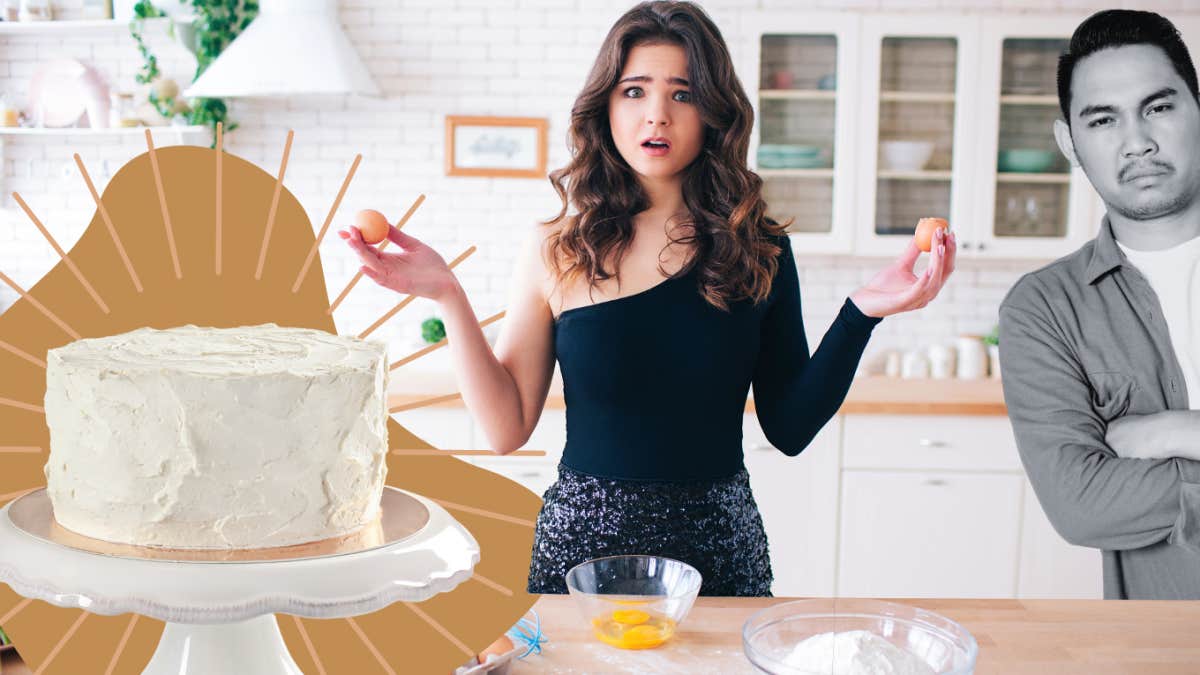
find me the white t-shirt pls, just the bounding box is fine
[1117,235,1200,409]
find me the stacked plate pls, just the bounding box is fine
[758,144,829,169]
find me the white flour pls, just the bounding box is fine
[781,630,936,675]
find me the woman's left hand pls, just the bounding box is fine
[849,227,956,318]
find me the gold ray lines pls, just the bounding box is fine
[0,598,32,626]
[470,572,514,597]
[0,447,41,454]
[290,616,327,675]
[326,192,426,315]
[292,153,362,294]
[103,614,139,675]
[390,310,504,371]
[402,603,474,659]
[0,270,80,339]
[74,154,143,293]
[0,338,47,369]
[33,610,88,675]
[389,448,546,458]
[255,130,295,281]
[357,246,476,340]
[215,122,224,276]
[0,397,43,414]
[0,487,38,503]
[430,498,536,528]
[11,192,110,313]
[388,392,462,414]
[144,129,182,279]
[344,617,397,675]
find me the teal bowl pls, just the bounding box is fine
[998,149,1057,173]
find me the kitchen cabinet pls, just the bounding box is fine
[742,413,839,598]
[972,17,1101,258]
[1017,477,1103,599]
[838,469,1024,598]
[742,12,860,254]
[744,11,1105,260]
[853,15,979,257]
[392,400,1104,599]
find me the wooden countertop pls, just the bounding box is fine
[387,375,1008,416]
[511,595,1200,674]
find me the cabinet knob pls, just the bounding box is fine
[923,479,948,486]
[977,242,988,251]
[918,438,948,448]
[749,443,775,453]
[518,471,541,478]
[960,241,973,250]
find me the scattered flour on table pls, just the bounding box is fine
[782,630,936,675]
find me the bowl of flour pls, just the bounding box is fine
[742,599,976,674]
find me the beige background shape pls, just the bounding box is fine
[0,141,540,673]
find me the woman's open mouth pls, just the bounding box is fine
[641,138,671,157]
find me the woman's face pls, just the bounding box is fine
[608,42,705,186]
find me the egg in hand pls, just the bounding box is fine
[354,209,390,245]
[913,217,949,253]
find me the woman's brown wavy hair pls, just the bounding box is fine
[544,0,790,311]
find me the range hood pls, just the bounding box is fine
[182,0,380,98]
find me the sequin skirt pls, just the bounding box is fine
[526,462,774,597]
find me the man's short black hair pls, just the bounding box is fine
[1057,10,1199,126]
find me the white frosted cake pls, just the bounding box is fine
[42,323,390,550]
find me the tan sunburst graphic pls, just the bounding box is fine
[0,126,542,673]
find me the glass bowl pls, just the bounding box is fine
[743,599,977,674]
[565,554,702,650]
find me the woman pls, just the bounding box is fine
[341,1,956,596]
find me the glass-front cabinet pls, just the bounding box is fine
[744,13,860,254]
[854,15,978,256]
[973,17,1101,258]
[745,11,1111,260]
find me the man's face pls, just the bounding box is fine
[1055,44,1200,221]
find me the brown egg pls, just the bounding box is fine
[914,217,949,253]
[355,209,390,245]
[477,634,514,664]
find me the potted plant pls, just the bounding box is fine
[984,325,1000,379]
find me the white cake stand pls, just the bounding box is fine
[0,487,480,675]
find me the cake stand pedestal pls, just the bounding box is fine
[0,487,480,675]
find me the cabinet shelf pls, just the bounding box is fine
[999,94,1058,106]
[880,91,956,103]
[759,168,834,178]
[878,170,952,181]
[996,172,1069,184]
[760,89,837,101]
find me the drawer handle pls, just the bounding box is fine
[923,479,948,486]
[518,471,541,478]
[918,438,948,448]
[749,443,774,453]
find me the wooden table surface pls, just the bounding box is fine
[508,596,1200,674]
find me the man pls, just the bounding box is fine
[1000,9,1200,600]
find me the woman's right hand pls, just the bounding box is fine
[338,224,460,302]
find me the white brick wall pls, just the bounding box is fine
[2,0,1198,365]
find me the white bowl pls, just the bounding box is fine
[880,140,935,171]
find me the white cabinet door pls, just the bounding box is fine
[838,470,1023,598]
[854,15,980,257]
[1017,478,1103,599]
[743,11,861,254]
[972,15,1102,259]
[744,413,840,598]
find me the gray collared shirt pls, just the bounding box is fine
[999,215,1200,600]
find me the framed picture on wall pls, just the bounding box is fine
[445,115,548,179]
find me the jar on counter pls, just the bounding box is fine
[955,335,988,379]
[0,93,19,127]
[901,349,931,379]
[927,343,956,379]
